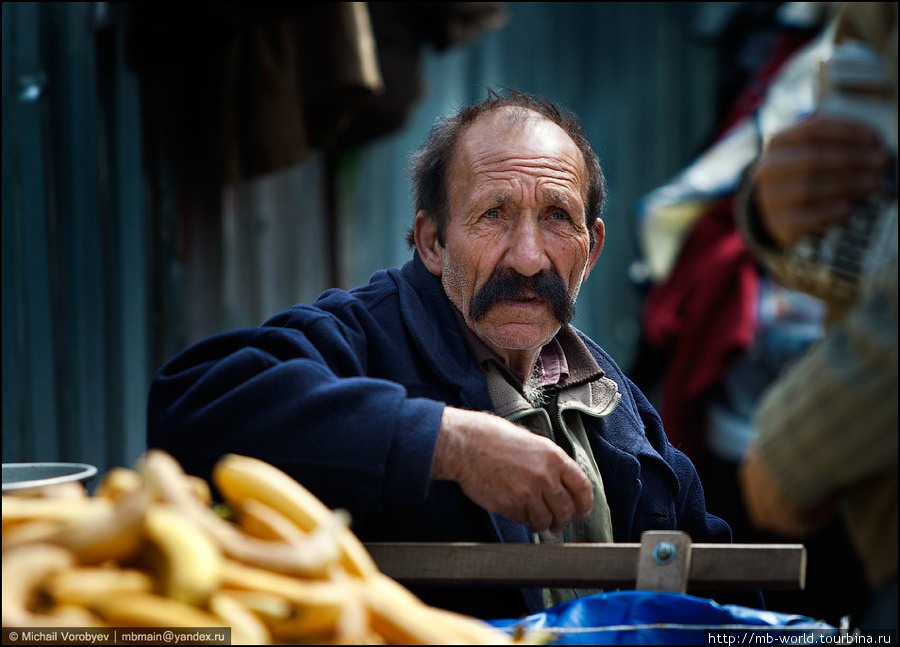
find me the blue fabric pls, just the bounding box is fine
[489,591,837,645]
[147,252,747,618]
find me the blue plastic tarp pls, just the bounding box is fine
[488,591,837,645]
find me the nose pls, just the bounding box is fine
[504,217,551,277]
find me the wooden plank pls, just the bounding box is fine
[689,543,808,590]
[367,542,639,589]
[364,541,806,591]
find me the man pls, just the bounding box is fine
[148,89,734,619]
[737,2,897,635]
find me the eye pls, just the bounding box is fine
[548,209,570,222]
[482,208,501,220]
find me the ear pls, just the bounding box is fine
[414,211,444,276]
[582,218,605,281]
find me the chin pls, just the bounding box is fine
[476,321,558,353]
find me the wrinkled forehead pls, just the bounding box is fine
[452,106,587,191]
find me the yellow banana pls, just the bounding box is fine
[331,582,377,645]
[212,454,377,578]
[426,605,520,645]
[266,602,346,643]
[142,503,223,607]
[137,449,206,510]
[187,475,213,506]
[94,467,143,502]
[88,590,225,628]
[2,485,145,566]
[234,499,352,576]
[4,480,87,500]
[2,495,111,532]
[212,454,335,532]
[137,451,339,580]
[220,526,340,579]
[40,602,104,627]
[221,560,354,642]
[2,518,66,551]
[264,578,361,644]
[5,450,517,646]
[220,559,350,606]
[1,542,76,627]
[208,591,272,645]
[55,481,148,564]
[213,590,292,623]
[364,573,513,645]
[236,498,309,542]
[44,566,154,606]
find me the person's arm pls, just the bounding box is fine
[735,113,897,536]
[739,257,898,536]
[147,306,446,521]
[432,406,593,534]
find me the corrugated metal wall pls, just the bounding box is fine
[2,2,149,477]
[2,2,720,477]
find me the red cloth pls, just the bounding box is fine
[641,198,760,460]
[639,29,819,460]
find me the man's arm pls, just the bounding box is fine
[740,257,898,535]
[146,310,447,520]
[736,113,897,536]
[432,406,593,534]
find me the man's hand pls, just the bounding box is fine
[431,406,593,533]
[738,445,839,538]
[753,113,890,249]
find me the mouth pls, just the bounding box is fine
[497,296,549,313]
[469,269,574,325]
[508,295,543,304]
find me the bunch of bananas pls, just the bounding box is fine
[1,450,521,645]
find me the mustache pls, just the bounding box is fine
[470,268,575,325]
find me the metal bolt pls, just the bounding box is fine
[652,541,676,565]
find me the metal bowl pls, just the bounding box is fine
[1,462,99,493]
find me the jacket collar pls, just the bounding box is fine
[394,254,492,407]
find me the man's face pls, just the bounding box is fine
[436,107,601,364]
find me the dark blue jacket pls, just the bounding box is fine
[147,253,736,619]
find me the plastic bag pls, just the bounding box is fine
[489,590,837,645]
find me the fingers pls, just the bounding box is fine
[738,447,837,538]
[437,407,594,533]
[493,432,592,534]
[754,114,891,248]
[559,458,593,519]
[769,113,884,151]
[537,481,577,535]
[507,465,589,534]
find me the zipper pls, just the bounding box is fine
[507,407,550,428]
[508,385,625,603]
[553,394,621,460]
[554,395,622,601]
